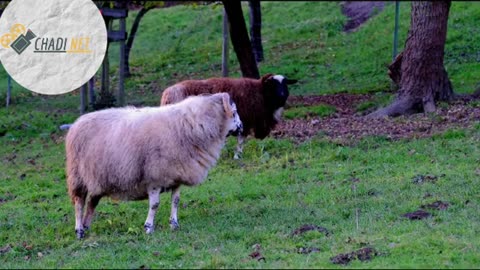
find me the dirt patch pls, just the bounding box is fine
[0,193,16,205]
[330,247,378,265]
[272,94,480,143]
[412,174,440,185]
[421,201,450,211]
[291,224,330,236]
[0,244,11,254]
[248,244,266,262]
[297,247,321,254]
[341,1,386,32]
[402,209,432,220]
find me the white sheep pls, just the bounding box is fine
[65,93,243,239]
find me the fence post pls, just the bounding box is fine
[6,75,11,107]
[392,1,400,61]
[88,76,95,106]
[80,83,88,114]
[390,1,400,91]
[222,9,229,77]
[118,17,126,106]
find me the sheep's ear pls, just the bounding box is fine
[285,78,298,85]
[221,93,233,118]
[261,73,274,83]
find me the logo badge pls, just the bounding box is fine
[1,24,37,55]
[0,0,108,95]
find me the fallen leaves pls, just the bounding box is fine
[273,94,480,143]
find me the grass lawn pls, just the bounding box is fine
[1,1,479,268]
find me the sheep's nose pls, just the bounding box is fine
[238,122,243,132]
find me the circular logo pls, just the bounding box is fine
[0,0,107,95]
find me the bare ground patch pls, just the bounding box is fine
[272,94,480,143]
[341,1,386,32]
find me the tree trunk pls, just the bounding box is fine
[125,7,152,77]
[473,87,480,98]
[248,0,264,63]
[388,50,403,86]
[369,1,453,118]
[222,0,260,79]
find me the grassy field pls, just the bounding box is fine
[1,2,480,268]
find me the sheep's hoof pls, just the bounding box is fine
[75,229,85,239]
[144,223,154,234]
[169,219,180,230]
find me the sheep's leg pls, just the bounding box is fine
[74,195,86,239]
[82,195,102,231]
[234,135,245,159]
[169,186,181,230]
[144,187,160,234]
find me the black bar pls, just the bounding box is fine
[101,8,128,18]
[108,30,127,42]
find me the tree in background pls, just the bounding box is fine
[369,1,453,118]
[222,0,259,79]
[103,1,198,77]
[124,1,165,77]
[248,0,263,63]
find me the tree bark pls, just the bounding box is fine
[369,1,454,118]
[473,87,480,98]
[124,7,152,77]
[248,0,264,63]
[388,51,403,86]
[222,0,260,79]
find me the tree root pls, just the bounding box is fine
[366,98,423,118]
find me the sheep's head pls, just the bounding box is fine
[217,93,243,137]
[262,73,298,109]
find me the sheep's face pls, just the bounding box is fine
[220,93,243,137]
[272,75,297,107]
[227,101,243,137]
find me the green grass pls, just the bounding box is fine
[1,130,480,268]
[284,104,336,120]
[1,1,480,269]
[356,92,395,114]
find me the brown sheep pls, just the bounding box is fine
[65,93,243,239]
[160,73,298,159]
